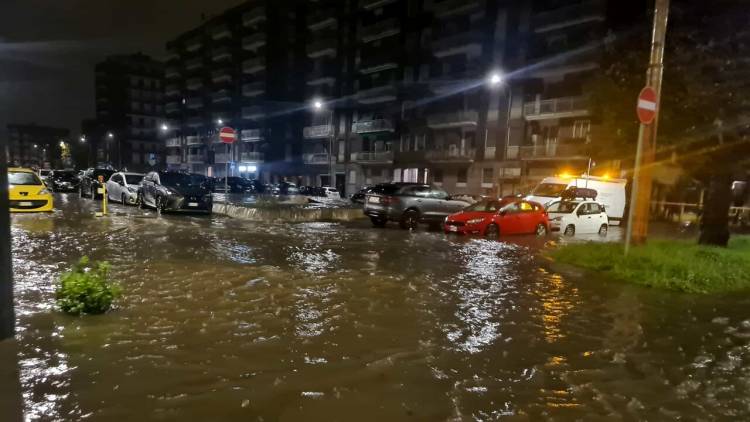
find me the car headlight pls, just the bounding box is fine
[553,216,563,222]
[38,188,50,195]
[127,186,137,193]
[467,218,485,225]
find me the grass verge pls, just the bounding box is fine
[547,236,750,294]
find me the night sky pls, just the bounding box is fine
[0,0,245,137]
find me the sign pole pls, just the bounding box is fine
[0,136,14,340]
[224,143,229,202]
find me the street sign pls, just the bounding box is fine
[219,127,236,144]
[636,87,658,125]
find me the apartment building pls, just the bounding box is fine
[94,53,165,171]
[161,0,638,195]
[5,124,70,169]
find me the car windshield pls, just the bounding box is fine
[370,184,400,195]
[464,200,502,212]
[93,170,115,179]
[125,175,144,185]
[55,171,78,180]
[8,171,42,186]
[547,201,579,213]
[532,183,568,197]
[161,173,207,187]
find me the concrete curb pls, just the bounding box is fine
[212,203,367,223]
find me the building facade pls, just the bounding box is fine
[5,124,70,169]
[162,0,640,195]
[93,53,165,171]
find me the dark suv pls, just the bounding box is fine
[363,183,469,229]
[139,171,213,213]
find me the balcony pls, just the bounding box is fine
[187,154,206,164]
[187,117,203,128]
[303,125,331,139]
[360,18,400,43]
[242,106,266,120]
[303,153,330,165]
[356,85,397,104]
[187,78,203,90]
[165,138,181,148]
[533,0,606,33]
[308,12,337,31]
[359,52,398,74]
[185,58,203,72]
[166,154,182,165]
[432,31,482,58]
[186,38,202,52]
[214,153,231,164]
[212,24,231,40]
[166,49,180,62]
[431,0,482,18]
[165,84,180,97]
[362,0,397,10]
[307,38,337,58]
[241,129,263,142]
[212,46,232,62]
[185,136,202,145]
[165,67,180,79]
[165,102,180,114]
[426,148,477,162]
[211,68,232,83]
[243,7,266,27]
[352,119,394,133]
[242,57,265,74]
[211,90,232,104]
[242,81,265,97]
[241,152,264,162]
[427,110,479,129]
[523,97,589,120]
[517,144,587,160]
[350,151,394,163]
[307,61,337,85]
[186,97,204,109]
[242,33,266,50]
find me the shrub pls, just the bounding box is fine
[56,256,122,315]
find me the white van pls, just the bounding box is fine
[525,175,627,224]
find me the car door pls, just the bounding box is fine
[590,203,607,231]
[577,203,597,233]
[517,201,538,233]
[142,173,155,205]
[106,174,120,201]
[498,202,524,234]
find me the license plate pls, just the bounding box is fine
[188,202,198,207]
[449,225,458,232]
[19,201,33,207]
[368,196,380,204]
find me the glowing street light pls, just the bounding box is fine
[80,135,86,143]
[160,123,169,132]
[312,99,324,110]
[216,118,223,125]
[107,132,114,139]
[488,71,504,87]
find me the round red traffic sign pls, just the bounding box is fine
[636,87,658,125]
[219,126,236,144]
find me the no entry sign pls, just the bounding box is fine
[219,126,236,144]
[636,87,658,125]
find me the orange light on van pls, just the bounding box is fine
[558,172,573,179]
[601,173,611,180]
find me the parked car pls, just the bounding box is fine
[272,182,299,195]
[139,171,213,213]
[79,168,116,199]
[38,169,52,184]
[106,172,144,205]
[47,169,80,192]
[350,186,374,204]
[526,175,627,225]
[8,167,53,212]
[321,186,341,199]
[546,199,609,236]
[212,176,263,194]
[444,198,549,237]
[363,183,470,229]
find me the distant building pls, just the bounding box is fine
[93,53,166,171]
[160,0,643,195]
[5,124,70,169]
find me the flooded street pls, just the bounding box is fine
[5,193,750,420]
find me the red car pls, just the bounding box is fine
[444,198,549,237]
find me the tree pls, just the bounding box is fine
[586,0,750,246]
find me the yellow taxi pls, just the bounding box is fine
[8,167,54,212]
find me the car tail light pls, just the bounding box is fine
[382,196,399,205]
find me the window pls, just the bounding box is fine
[429,188,449,200]
[349,170,356,184]
[111,174,122,184]
[573,120,591,139]
[457,169,467,184]
[519,202,534,212]
[433,169,443,183]
[482,168,493,184]
[409,186,430,197]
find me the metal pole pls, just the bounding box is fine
[328,109,334,187]
[224,142,229,202]
[625,0,670,249]
[0,130,14,340]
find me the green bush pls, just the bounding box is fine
[56,256,122,315]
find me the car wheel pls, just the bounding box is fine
[138,194,147,209]
[598,224,608,236]
[122,194,128,205]
[535,223,548,236]
[485,224,500,239]
[155,196,165,212]
[399,210,420,230]
[370,217,387,228]
[564,224,575,237]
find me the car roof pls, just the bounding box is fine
[8,167,34,173]
[121,172,144,176]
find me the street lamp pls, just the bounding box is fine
[311,98,334,187]
[488,71,504,87]
[160,123,169,132]
[80,135,86,143]
[216,118,223,126]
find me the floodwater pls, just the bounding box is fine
[4,194,750,420]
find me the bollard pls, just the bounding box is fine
[95,175,107,217]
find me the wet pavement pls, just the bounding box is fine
[4,193,750,420]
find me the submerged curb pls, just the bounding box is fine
[212,203,367,223]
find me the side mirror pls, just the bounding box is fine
[499,210,507,217]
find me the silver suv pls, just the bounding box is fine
[363,183,469,229]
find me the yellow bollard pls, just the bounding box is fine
[95,175,107,217]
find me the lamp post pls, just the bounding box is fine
[312,99,334,187]
[487,70,512,195]
[80,135,90,168]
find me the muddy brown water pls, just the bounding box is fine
[3,193,750,420]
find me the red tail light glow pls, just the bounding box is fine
[382,196,399,205]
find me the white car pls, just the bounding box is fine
[106,172,144,205]
[546,199,609,236]
[321,186,341,199]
